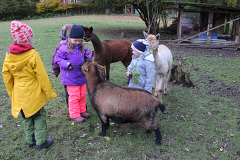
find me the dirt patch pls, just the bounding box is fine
[94,28,177,42]
[94,28,240,100]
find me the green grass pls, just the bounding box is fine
[0,15,240,159]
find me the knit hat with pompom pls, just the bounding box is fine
[11,21,34,43]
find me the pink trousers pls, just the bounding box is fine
[67,85,86,119]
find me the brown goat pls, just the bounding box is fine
[83,26,132,80]
[81,59,165,145]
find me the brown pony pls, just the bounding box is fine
[59,24,72,40]
[83,26,132,80]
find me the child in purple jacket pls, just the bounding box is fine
[55,25,94,123]
[52,24,72,106]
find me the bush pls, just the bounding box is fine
[0,0,36,20]
[36,0,86,15]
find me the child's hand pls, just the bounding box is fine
[127,71,132,77]
[89,51,93,58]
[68,64,73,70]
[54,75,58,78]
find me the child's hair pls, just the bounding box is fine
[67,38,85,54]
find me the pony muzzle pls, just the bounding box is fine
[83,37,91,42]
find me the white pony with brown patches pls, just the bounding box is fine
[143,31,173,103]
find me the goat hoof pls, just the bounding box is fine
[146,130,152,134]
[99,132,106,136]
[155,140,161,145]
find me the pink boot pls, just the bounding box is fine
[81,112,90,119]
[71,117,85,123]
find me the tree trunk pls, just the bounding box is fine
[132,0,164,35]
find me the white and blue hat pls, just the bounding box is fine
[131,39,150,55]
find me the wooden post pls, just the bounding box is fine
[125,4,132,15]
[225,14,230,35]
[235,19,240,43]
[206,11,213,44]
[177,5,184,42]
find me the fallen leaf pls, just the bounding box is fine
[220,148,223,151]
[86,136,93,142]
[71,122,74,125]
[80,134,86,138]
[104,136,110,140]
[230,134,234,137]
[212,154,215,157]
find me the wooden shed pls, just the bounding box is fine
[163,2,240,49]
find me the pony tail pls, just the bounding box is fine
[67,38,73,53]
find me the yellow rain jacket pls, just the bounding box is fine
[2,45,57,118]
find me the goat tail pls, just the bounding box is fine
[157,103,165,114]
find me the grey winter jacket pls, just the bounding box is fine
[127,54,156,93]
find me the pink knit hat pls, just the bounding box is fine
[11,21,34,43]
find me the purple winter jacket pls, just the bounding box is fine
[55,40,94,86]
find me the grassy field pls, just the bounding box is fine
[0,15,240,159]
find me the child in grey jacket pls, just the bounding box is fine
[126,39,156,93]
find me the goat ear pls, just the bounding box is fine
[143,31,148,39]
[156,33,160,40]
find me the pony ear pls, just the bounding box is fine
[156,33,160,40]
[81,25,85,29]
[143,31,148,39]
[90,27,93,32]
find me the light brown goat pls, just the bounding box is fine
[81,59,165,145]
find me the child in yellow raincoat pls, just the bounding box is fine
[2,21,57,150]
